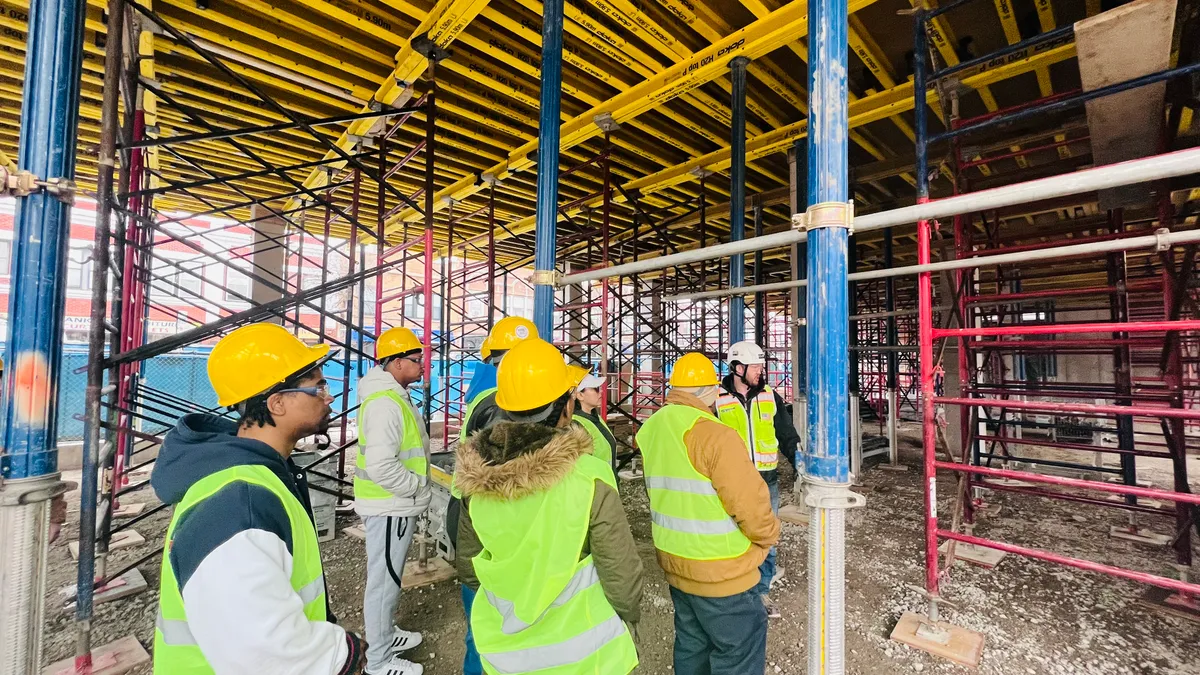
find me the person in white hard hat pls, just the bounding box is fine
[572,370,617,469]
[714,340,801,619]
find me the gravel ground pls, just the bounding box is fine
[41,424,1200,673]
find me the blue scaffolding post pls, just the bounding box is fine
[802,0,864,671]
[531,0,565,338]
[0,0,86,672]
[728,55,750,345]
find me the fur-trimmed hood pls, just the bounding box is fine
[455,422,594,500]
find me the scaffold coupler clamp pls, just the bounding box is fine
[1154,228,1172,252]
[792,200,854,233]
[0,167,76,204]
[802,479,866,511]
[532,269,561,286]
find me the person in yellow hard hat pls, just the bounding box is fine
[459,316,538,443]
[455,338,642,674]
[150,322,366,674]
[354,326,431,675]
[571,367,617,469]
[636,352,779,675]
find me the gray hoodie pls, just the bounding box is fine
[353,366,432,517]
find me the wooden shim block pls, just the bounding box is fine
[1139,586,1200,623]
[112,502,146,518]
[63,569,150,608]
[402,556,457,588]
[42,635,149,675]
[68,529,146,561]
[939,541,1008,569]
[1109,525,1171,546]
[890,612,985,668]
[779,504,809,526]
[342,524,367,540]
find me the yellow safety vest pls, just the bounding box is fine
[460,386,498,443]
[154,465,326,673]
[715,386,780,471]
[469,454,638,675]
[635,404,753,561]
[356,390,428,501]
[573,413,615,466]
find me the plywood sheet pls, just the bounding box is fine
[1075,0,1177,209]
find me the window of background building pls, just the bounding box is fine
[404,292,442,321]
[0,239,11,276]
[67,245,93,290]
[224,263,251,302]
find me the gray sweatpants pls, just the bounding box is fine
[363,514,416,669]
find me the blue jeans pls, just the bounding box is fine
[461,585,483,675]
[670,585,768,675]
[753,469,780,596]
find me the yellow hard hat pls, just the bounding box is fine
[481,316,538,360]
[669,352,719,387]
[209,323,331,407]
[567,364,589,390]
[376,326,424,360]
[495,338,572,411]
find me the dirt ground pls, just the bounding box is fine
[42,424,1200,674]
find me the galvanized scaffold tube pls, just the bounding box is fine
[0,0,86,673]
[803,0,864,672]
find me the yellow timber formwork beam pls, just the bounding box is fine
[392,0,875,234]
[481,41,1079,246]
[289,0,493,205]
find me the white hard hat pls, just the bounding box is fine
[727,340,765,365]
[576,374,605,392]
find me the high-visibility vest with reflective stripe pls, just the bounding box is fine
[573,413,615,466]
[460,386,498,443]
[154,464,326,673]
[469,453,637,675]
[636,404,753,561]
[714,386,780,471]
[356,390,428,501]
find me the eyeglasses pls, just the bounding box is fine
[275,383,331,399]
[401,356,423,366]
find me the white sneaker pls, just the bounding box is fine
[389,627,423,653]
[366,655,424,675]
[770,565,785,589]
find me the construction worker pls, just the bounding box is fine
[460,316,538,441]
[151,322,366,674]
[715,340,801,618]
[455,338,641,674]
[354,326,432,675]
[571,369,616,468]
[637,352,779,675]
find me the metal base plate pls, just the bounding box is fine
[1109,525,1172,546]
[1139,586,1200,623]
[401,556,457,588]
[42,636,149,675]
[890,612,985,668]
[778,503,809,525]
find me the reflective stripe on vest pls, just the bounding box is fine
[715,386,780,471]
[572,414,615,466]
[635,405,753,562]
[470,453,637,675]
[356,389,428,501]
[153,465,326,673]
